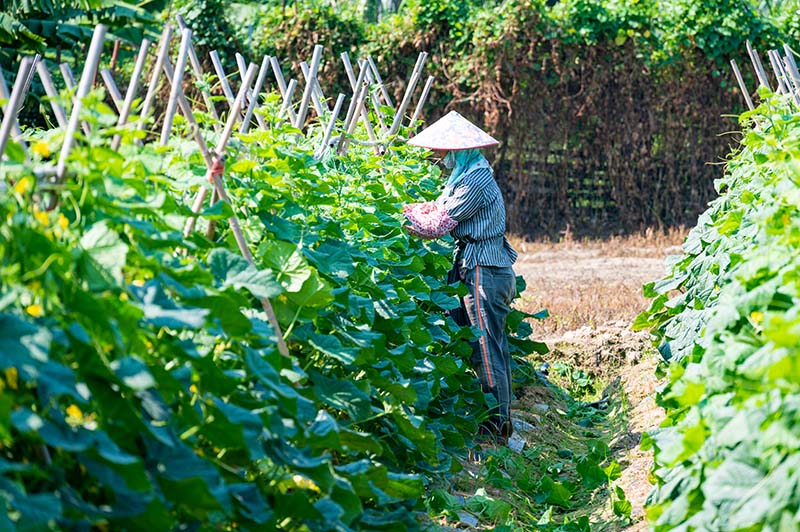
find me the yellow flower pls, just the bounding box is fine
[25,304,43,317]
[32,140,51,158]
[291,474,320,492]
[750,311,764,324]
[13,176,31,195]
[58,213,69,230]
[66,404,84,421]
[33,207,49,227]
[189,384,198,394]
[132,279,145,287]
[4,367,18,390]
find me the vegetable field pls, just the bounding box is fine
[0,17,564,531]
[637,85,800,529]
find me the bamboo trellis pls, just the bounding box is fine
[730,41,800,111]
[0,19,436,358]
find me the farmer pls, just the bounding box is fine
[403,111,518,445]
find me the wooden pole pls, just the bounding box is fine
[269,57,297,124]
[0,64,27,142]
[111,38,151,150]
[784,44,800,84]
[730,59,755,111]
[59,62,76,91]
[337,62,368,151]
[162,58,213,168]
[35,62,69,128]
[339,54,379,148]
[0,57,35,160]
[338,71,370,155]
[315,93,345,159]
[278,79,298,121]
[767,49,788,94]
[138,24,173,133]
[175,62,290,358]
[388,52,427,137]
[408,74,434,130]
[176,14,220,124]
[56,24,106,180]
[210,50,236,106]
[100,69,124,112]
[746,41,772,91]
[367,55,393,109]
[58,62,92,137]
[294,44,323,129]
[363,67,388,133]
[160,28,192,147]
[241,55,270,134]
[184,63,257,237]
[299,60,329,118]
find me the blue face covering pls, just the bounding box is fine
[443,149,491,189]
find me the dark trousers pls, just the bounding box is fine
[450,263,516,432]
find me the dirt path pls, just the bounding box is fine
[515,236,678,529]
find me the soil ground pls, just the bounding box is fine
[431,231,682,531]
[513,231,682,529]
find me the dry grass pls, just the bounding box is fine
[512,227,689,337]
[508,226,688,258]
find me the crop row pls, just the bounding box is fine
[637,90,800,531]
[0,94,543,530]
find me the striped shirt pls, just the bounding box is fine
[436,167,518,269]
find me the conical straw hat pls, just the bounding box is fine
[407,110,499,150]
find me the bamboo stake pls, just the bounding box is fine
[364,67,388,133]
[746,42,771,91]
[367,55,393,109]
[340,54,379,147]
[408,74,434,129]
[162,58,213,168]
[210,50,236,106]
[730,59,755,111]
[337,63,368,150]
[111,38,151,150]
[773,49,800,106]
[100,69,124,112]
[235,53,248,82]
[767,49,788,94]
[59,63,76,91]
[138,24,173,133]
[388,52,427,137]
[241,55,270,134]
[784,44,800,87]
[184,63,257,237]
[294,44,323,129]
[176,14,220,124]
[56,24,107,180]
[299,60,329,118]
[270,57,297,124]
[278,79,298,121]
[338,71,370,155]
[206,57,270,239]
[0,64,26,142]
[315,93,345,159]
[233,55,269,130]
[176,62,290,358]
[207,166,290,359]
[35,62,68,128]
[160,28,193,146]
[0,57,35,160]
[59,62,92,137]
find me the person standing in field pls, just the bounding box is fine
[403,111,519,446]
